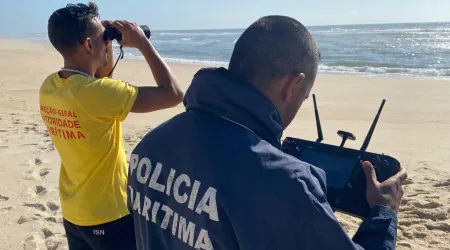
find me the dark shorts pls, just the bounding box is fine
[63,215,136,250]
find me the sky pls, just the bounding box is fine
[0,0,449,36]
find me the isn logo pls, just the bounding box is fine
[93,229,105,236]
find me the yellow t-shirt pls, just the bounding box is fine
[39,72,138,226]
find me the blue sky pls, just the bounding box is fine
[0,0,449,35]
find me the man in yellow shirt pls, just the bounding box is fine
[39,2,183,249]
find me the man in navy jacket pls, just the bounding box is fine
[127,15,407,250]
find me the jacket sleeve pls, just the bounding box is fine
[305,193,398,250]
[232,161,398,250]
[352,205,398,249]
[307,164,399,250]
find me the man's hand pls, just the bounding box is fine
[108,20,183,113]
[101,20,113,28]
[363,161,407,212]
[111,20,148,49]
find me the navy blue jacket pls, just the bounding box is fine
[127,67,397,250]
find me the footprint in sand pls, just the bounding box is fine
[423,195,440,199]
[404,191,431,198]
[0,207,13,213]
[24,127,38,133]
[424,222,450,231]
[39,168,50,178]
[418,161,432,167]
[35,158,43,166]
[45,217,57,223]
[397,242,412,250]
[433,179,450,188]
[410,201,441,209]
[23,170,42,181]
[23,203,47,212]
[23,167,50,181]
[124,130,147,145]
[21,225,64,249]
[46,202,60,212]
[404,178,414,185]
[398,172,450,248]
[25,123,39,132]
[37,140,55,152]
[403,192,448,221]
[17,215,38,225]
[42,228,54,239]
[35,185,47,195]
[0,194,9,201]
[23,234,39,250]
[46,239,63,250]
[407,208,448,221]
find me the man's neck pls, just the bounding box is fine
[61,58,96,78]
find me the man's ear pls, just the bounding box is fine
[83,38,94,55]
[281,73,306,102]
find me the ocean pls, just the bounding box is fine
[23,22,450,79]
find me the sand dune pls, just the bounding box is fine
[0,39,449,249]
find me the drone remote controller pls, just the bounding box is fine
[281,94,401,219]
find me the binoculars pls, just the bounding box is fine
[104,24,151,41]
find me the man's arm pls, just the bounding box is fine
[235,184,395,249]
[297,161,404,249]
[131,39,184,113]
[352,205,398,249]
[231,160,404,249]
[304,196,398,250]
[111,20,184,113]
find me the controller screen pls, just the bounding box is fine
[300,149,358,189]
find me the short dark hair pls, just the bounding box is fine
[228,15,320,88]
[48,2,100,56]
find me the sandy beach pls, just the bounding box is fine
[0,39,449,250]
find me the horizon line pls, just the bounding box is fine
[151,20,449,32]
[3,20,448,36]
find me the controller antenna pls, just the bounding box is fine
[361,99,386,151]
[313,94,324,143]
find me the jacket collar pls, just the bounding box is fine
[183,67,283,148]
